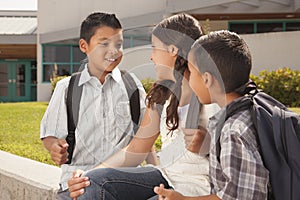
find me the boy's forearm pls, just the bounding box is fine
[42,136,58,152]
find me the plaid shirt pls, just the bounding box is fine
[207,97,269,200]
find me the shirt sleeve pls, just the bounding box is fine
[216,131,269,200]
[40,77,71,139]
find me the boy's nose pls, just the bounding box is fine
[109,46,117,53]
[107,49,118,58]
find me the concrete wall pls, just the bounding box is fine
[0,150,61,200]
[241,30,300,75]
[119,45,156,80]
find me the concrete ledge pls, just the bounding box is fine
[0,150,61,200]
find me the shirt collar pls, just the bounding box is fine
[209,96,248,126]
[78,63,122,86]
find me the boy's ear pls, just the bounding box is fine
[167,45,178,57]
[202,72,214,88]
[79,39,88,53]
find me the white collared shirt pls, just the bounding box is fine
[40,65,146,190]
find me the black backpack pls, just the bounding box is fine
[65,67,141,164]
[216,81,300,200]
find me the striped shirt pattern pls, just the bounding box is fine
[40,65,146,190]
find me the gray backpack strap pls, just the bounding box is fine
[120,70,140,134]
[65,72,82,164]
[185,93,202,129]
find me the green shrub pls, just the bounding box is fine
[154,135,162,152]
[141,78,155,93]
[50,76,68,93]
[250,67,300,107]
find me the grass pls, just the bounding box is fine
[0,102,55,165]
[0,102,299,166]
[290,107,300,114]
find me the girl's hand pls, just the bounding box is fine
[183,127,207,154]
[154,184,185,200]
[68,170,90,199]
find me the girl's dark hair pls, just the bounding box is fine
[146,13,203,132]
[190,30,252,94]
[80,12,122,44]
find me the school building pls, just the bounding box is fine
[1,0,300,102]
[0,10,37,102]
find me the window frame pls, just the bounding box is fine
[41,44,85,83]
[228,19,300,34]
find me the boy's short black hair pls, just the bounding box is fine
[80,12,122,44]
[190,30,252,93]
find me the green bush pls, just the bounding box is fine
[250,67,300,107]
[50,76,68,93]
[154,135,162,152]
[141,78,155,93]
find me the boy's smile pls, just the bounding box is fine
[104,57,118,62]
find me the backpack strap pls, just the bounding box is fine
[65,69,141,164]
[185,93,202,129]
[65,72,82,164]
[120,70,140,133]
[215,96,253,162]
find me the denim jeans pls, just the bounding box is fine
[77,167,171,200]
[56,187,71,200]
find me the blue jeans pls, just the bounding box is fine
[56,188,71,200]
[78,167,171,200]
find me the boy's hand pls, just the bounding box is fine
[49,138,69,165]
[154,184,185,200]
[68,170,90,199]
[183,127,207,154]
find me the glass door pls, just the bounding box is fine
[0,61,31,102]
[0,63,10,101]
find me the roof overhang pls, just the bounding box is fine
[166,0,300,14]
[0,34,36,44]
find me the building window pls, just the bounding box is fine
[229,20,300,34]
[123,26,152,48]
[286,22,300,31]
[229,23,254,34]
[43,45,71,62]
[257,22,283,33]
[42,44,86,82]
